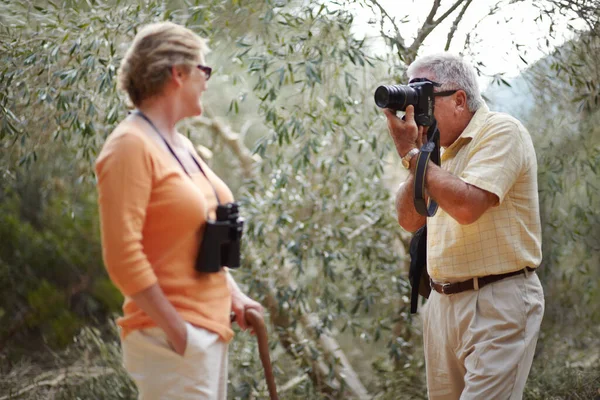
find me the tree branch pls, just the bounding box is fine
[433,0,468,26]
[187,114,261,179]
[243,247,370,399]
[367,0,407,52]
[280,374,308,393]
[192,108,370,398]
[461,0,507,52]
[425,0,443,27]
[262,257,371,399]
[0,367,114,400]
[445,0,473,51]
[408,0,468,63]
[547,0,600,33]
[261,281,337,396]
[300,313,371,399]
[347,215,377,240]
[404,0,442,63]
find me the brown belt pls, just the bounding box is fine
[430,267,536,295]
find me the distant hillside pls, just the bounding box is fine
[483,74,533,120]
[482,50,580,125]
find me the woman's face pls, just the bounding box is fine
[179,56,209,117]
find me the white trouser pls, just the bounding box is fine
[122,322,228,400]
[423,270,545,400]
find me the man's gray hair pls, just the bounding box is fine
[407,53,484,112]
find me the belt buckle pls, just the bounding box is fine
[441,283,452,294]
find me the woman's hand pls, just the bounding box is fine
[130,284,189,356]
[224,269,264,332]
[167,319,188,356]
[231,291,264,332]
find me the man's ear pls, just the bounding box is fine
[455,90,468,112]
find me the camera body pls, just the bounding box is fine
[374,81,436,126]
[195,202,244,273]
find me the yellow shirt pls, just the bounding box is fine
[427,103,542,281]
[95,121,234,341]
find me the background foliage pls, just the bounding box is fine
[1,0,598,399]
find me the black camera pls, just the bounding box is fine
[195,202,244,273]
[374,80,436,126]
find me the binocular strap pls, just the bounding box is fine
[134,110,222,205]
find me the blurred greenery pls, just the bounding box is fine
[1,0,599,399]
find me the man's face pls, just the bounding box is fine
[408,72,458,144]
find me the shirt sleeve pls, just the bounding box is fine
[95,132,157,297]
[460,118,525,204]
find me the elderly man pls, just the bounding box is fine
[384,53,544,399]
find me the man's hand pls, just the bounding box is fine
[383,105,427,157]
[231,291,264,333]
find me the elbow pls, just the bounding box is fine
[398,215,424,233]
[103,257,127,292]
[102,249,153,296]
[454,207,483,225]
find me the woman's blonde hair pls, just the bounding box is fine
[117,21,209,106]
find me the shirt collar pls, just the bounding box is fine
[444,102,490,152]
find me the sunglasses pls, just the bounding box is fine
[408,77,458,97]
[197,64,212,80]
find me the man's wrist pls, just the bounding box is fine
[399,143,418,158]
[401,147,420,169]
[408,153,419,172]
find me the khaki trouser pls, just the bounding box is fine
[122,322,228,400]
[423,270,544,400]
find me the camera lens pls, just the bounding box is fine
[374,85,418,111]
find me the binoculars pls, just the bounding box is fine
[195,202,244,273]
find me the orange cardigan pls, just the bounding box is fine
[95,121,234,342]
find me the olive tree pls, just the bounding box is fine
[1,0,599,398]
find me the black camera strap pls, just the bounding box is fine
[134,110,221,205]
[413,120,440,217]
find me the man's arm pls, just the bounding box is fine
[395,171,426,232]
[384,106,427,232]
[415,118,527,225]
[384,105,500,227]
[416,161,498,225]
[397,154,497,229]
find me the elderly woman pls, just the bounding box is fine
[95,22,263,399]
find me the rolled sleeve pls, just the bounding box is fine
[95,133,157,297]
[460,119,525,204]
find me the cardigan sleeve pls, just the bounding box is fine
[95,132,157,297]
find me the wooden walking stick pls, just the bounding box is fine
[245,308,279,400]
